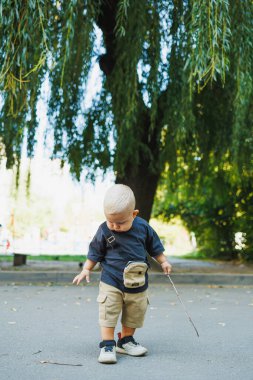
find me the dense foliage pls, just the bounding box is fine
[154,78,253,260]
[0,1,253,258]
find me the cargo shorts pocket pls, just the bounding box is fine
[97,294,107,321]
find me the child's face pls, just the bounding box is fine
[105,209,139,232]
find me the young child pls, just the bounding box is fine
[73,184,172,364]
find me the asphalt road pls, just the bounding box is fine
[1,283,253,380]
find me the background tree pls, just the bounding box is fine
[154,67,253,260]
[0,0,252,227]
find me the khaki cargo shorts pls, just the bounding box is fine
[97,281,149,328]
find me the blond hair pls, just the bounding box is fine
[103,184,135,214]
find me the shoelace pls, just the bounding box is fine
[104,346,114,352]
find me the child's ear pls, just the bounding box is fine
[133,209,139,218]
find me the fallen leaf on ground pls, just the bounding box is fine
[208,285,223,288]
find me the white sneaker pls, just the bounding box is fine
[116,336,148,356]
[98,341,117,364]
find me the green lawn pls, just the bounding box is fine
[0,255,86,262]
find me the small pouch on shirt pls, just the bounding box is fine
[123,262,148,288]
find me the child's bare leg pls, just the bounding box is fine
[121,325,135,338]
[101,326,115,340]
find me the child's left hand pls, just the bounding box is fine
[161,261,172,275]
[72,268,90,285]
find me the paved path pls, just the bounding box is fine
[1,283,253,380]
[1,256,253,273]
[1,256,253,285]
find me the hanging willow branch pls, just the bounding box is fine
[230,0,253,168]
[0,0,48,107]
[187,0,231,91]
[115,0,130,37]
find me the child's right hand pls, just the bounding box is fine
[72,268,90,285]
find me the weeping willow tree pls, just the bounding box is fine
[0,0,253,222]
[154,2,253,260]
[154,94,253,260]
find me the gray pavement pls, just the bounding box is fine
[1,283,253,380]
[1,256,253,285]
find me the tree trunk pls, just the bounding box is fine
[116,161,160,221]
[96,0,163,222]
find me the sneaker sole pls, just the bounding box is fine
[116,347,147,356]
[98,358,117,364]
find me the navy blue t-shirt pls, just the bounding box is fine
[87,216,165,293]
